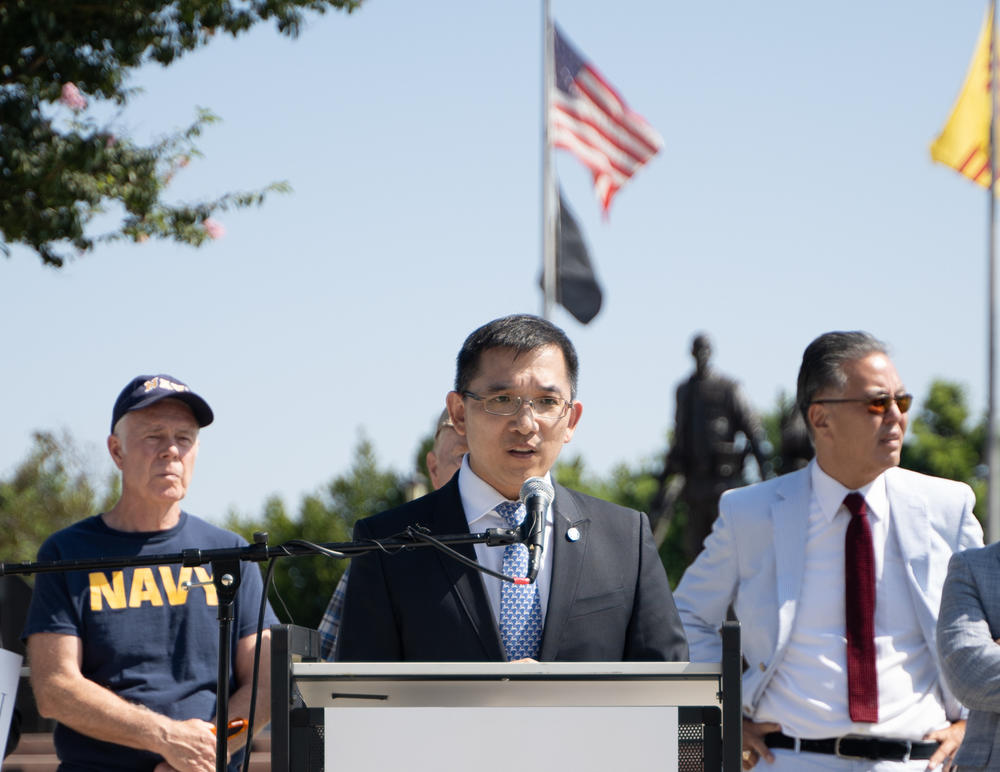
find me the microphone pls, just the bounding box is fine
[519,477,554,584]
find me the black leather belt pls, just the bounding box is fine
[764,731,939,762]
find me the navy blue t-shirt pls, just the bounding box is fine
[23,512,278,772]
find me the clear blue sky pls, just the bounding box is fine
[1,1,992,524]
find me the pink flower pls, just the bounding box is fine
[202,218,226,240]
[59,82,87,111]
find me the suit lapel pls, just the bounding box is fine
[886,472,930,590]
[772,469,810,654]
[430,479,505,660]
[538,483,586,660]
[885,471,934,622]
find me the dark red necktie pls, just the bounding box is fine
[844,492,878,723]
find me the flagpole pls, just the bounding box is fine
[989,0,999,544]
[541,0,557,320]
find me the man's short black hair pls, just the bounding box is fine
[796,331,888,430]
[454,314,579,399]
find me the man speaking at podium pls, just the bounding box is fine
[337,314,687,662]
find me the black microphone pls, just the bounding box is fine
[519,477,554,583]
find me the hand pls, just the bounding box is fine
[158,717,217,772]
[924,720,965,771]
[742,718,781,770]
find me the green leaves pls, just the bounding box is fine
[900,379,986,518]
[0,431,117,568]
[225,433,407,627]
[0,0,360,265]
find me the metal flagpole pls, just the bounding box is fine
[540,0,557,319]
[989,0,999,544]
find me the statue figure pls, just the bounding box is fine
[778,399,814,474]
[652,333,770,562]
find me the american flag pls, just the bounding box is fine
[550,25,663,213]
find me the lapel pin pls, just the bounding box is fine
[566,526,581,542]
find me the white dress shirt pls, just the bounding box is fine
[754,462,949,740]
[456,456,554,625]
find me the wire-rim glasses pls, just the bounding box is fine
[462,390,571,420]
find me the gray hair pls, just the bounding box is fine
[432,408,455,444]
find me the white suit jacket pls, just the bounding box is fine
[674,462,983,720]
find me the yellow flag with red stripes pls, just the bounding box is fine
[930,3,995,188]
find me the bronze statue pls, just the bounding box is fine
[652,333,770,562]
[778,398,814,474]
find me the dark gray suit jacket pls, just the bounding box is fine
[938,542,1000,771]
[336,477,688,662]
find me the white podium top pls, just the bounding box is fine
[292,661,721,708]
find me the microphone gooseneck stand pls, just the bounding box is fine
[0,524,533,772]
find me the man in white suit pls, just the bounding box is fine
[675,331,983,770]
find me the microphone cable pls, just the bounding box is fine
[241,556,277,772]
[403,526,533,585]
[238,523,535,772]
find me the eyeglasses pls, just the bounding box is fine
[810,393,913,415]
[462,390,571,419]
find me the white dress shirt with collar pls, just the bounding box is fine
[754,462,948,740]
[456,455,554,625]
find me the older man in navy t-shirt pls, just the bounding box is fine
[24,375,277,772]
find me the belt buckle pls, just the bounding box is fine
[833,736,867,761]
[834,735,911,763]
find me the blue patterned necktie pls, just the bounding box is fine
[494,500,543,661]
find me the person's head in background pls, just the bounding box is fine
[426,409,468,489]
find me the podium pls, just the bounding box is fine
[270,624,742,772]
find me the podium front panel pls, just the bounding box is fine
[325,705,678,772]
[271,624,741,772]
[289,662,722,772]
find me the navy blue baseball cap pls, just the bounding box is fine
[110,374,214,433]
